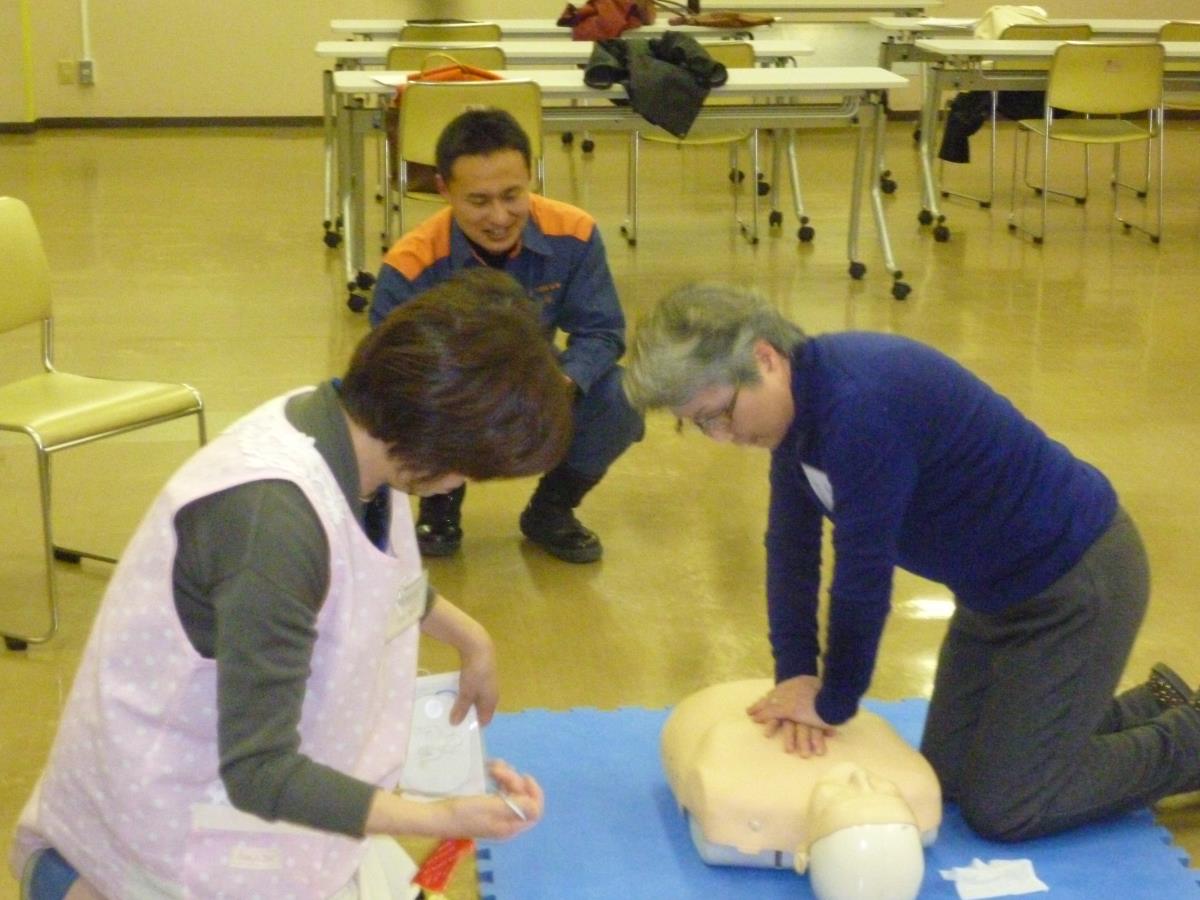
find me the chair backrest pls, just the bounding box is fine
[702,42,756,109]
[1159,21,1200,41]
[388,44,507,73]
[704,41,756,69]
[399,22,502,42]
[1000,23,1092,41]
[1160,21,1200,103]
[399,80,543,170]
[1047,42,1164,115]
[996,23,1092,72]
[0,197,53,334]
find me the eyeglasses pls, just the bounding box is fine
[691,386,741,436]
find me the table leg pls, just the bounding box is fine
[322,70,342,248]
[338,99,375,312]
[917,63,950,241]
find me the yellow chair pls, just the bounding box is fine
[382,45,508,247]
[0,197,206,649]
[941,23,1093,209]
[393,79,543,238]
[621,42,765,246]
[1111,22,1200,205]
[397,22,502,43]
[1007,42,1164,245]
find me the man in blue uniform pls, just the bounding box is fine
[372,109,643,563]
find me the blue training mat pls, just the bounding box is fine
[478,699,1200,899]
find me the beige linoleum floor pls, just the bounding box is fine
[1,118,1199,897]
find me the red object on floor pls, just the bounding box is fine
[413,838,475,893]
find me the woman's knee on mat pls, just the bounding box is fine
[957,787,1047,843]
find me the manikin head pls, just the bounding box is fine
[795,763,924,900]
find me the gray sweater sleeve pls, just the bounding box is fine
[173,482,377,837]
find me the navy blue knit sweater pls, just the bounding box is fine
[766,333,1117,725]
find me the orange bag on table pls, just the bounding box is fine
[386,59,504,194]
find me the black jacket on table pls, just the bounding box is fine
[584,33,727,138]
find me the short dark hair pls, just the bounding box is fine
[341,268,571,481]
[435,109,532,180]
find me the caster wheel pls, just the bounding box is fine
[912,127,921,143]
[769,211,783,227]
[1007,222,1017,231]
[918,209,934,226]
[798,225,815,242]
[892,281,911,300]
[849,261,866,280]
[748,236,759,245]
[1151,235,1160,244]
[1123,222,1132,232]
[561,132,574,145]
[4,636,28,652]
[1034,187,1043,196]
[1137,190,1147,199]
[933,224,950,243]
[940,190,949,199]
[881,177,897,194]
[355,271,375,290]
[729,169,745,184]
[757,180,770,197]
[1033,236,1043,245]
[53,548,82,564]
[627,237,637,247]
[323,230,342,249]
[374,192,383,203]
[581,139,595,153]
[980,201,991,209]
[347,293,368,313]
[1074,197,1086,206]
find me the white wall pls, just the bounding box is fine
[0,0,1186,124]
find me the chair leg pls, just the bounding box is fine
[1113,110,1153,199]
[1114,116,1163,243]
[940,90,997,209]
[2,407,205,651]
[2,450,61,650]
[1021,129,1087,205]
[1007,127,1025,237]
[381,130,393,252]
[747,132,760,244]
[1039,123,1049,243]
[620,133,639,246]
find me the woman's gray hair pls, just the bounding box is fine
[624,282,806,410]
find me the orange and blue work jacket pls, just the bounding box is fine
[370,194,625,395]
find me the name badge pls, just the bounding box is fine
[387,569,428,640]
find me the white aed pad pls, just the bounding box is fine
[399,671,487,799]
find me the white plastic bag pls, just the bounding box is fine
[973,5,1049,39]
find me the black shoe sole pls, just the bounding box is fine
[521,534,602,564]
[417,539,461,557]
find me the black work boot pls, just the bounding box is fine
[415,484,466,557]
[519,467,602,564]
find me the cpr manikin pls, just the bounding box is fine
[661,679,941,900]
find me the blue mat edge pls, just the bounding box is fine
[475,702,1200,898]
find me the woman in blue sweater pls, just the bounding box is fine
[625,282,1200,841]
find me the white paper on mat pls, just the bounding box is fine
[939,858,1049,900]
[398,671,487,799]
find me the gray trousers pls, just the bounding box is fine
[920,507,1200,841]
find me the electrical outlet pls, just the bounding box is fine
[78,59,95,85]
[57,60,76,85]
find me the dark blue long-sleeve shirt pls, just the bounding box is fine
[767,333,1117,725]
